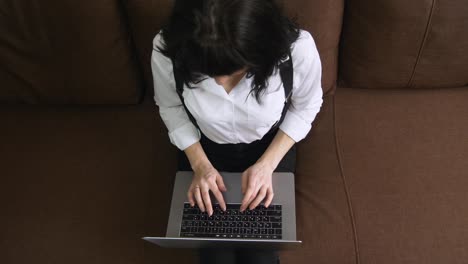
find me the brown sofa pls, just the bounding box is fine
[1,0,467,263]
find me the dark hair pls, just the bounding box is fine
[156,0,300,103]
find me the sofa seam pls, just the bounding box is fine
[406,0,437,87]
[332,94,361,264]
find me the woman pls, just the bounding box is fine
[151,0,323,263]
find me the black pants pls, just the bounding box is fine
[177,127,296,264]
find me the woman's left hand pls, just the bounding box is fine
[240,160,275,212]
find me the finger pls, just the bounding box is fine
[194,187,205,212]
[241,172,248,195]
[246,184,262,209]
[216,174,227,192]
[187,188,195,207]
[201,187,213,216]
[210,182,226,211]
[240,180,257,212]
[264,187,274,208]
[249,186,267,210]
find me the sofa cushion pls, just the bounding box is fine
[0,0,142,104]
[334,86,468,263]
[339,0,468,89]
[0,102,170,263]
[123,0,344,97]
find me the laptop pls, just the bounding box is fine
[143,171,301,249]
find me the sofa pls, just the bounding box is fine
[1,0,467,263]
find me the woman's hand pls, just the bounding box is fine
[187,162,227,216]
[240,161,275,212]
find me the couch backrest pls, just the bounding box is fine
[124,0,344,97]
[0,0,142,104]
[339,0,468,89]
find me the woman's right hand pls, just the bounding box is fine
[187,162,227,216]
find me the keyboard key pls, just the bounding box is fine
[267,210,282,216]
[272,223,281,228]
[270,216,282,222]
[183,215,194,220]
[275,229,282,234]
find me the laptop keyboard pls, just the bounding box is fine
[180,202,282,239]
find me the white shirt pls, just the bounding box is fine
[152,29,323,151]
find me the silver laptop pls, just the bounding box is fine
[143,171,301,249]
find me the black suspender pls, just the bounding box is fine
[274,51,294,129]
[172,51,293,131]
[172,61,201,129]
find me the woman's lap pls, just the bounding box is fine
[177,128,296,173]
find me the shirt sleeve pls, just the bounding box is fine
[151,33,201,150]
[279,30,324,143]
